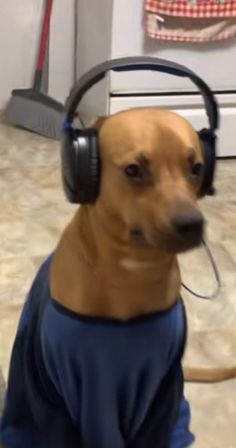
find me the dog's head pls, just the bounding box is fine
[93,108,205,254]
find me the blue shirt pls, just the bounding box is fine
[0,256,194,448]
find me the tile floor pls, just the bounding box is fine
[0,121,236,446]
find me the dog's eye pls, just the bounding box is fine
[191,162,203,178]
[124,164,143,179]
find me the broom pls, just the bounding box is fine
[5,0,64,140]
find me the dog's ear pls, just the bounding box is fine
[90,116,108,131]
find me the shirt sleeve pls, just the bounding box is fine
[170,395,195,448]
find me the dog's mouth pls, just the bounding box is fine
[156,233,203,253]
[130,228,149,246]
[130,227,203,253]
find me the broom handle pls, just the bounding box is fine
[33,0,54,90]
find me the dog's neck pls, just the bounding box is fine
[50,207,181,320]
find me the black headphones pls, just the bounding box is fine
[61,56,219,204]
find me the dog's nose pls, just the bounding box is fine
[172,212,204,237]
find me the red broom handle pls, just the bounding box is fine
[34,0,54,89]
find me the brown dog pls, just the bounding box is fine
[51,108,204,319]
[0,108,221,448]
[53,108,236,386]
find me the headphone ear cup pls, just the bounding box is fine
[198,129,216,197]
[61,127,100,204]
[75,128,100,204]
[61,127,79,203]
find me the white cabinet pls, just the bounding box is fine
[76,0,236,156]
[111,0,236,94]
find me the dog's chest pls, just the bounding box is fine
[41,298,186,440]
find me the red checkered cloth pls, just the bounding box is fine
[145,0,236,42]
[145,0,236,18]
[146,14,236,41]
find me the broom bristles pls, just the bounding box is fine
[5,89,64,140]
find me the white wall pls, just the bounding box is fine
[75,0,114,121]
[0,0,43,108]
[48,0,75,103]
[0,0,74,110]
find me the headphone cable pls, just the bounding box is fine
[181,239,221,300]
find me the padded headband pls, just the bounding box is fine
[65,56,219,132]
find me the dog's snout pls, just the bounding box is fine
[172,212,204,237]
